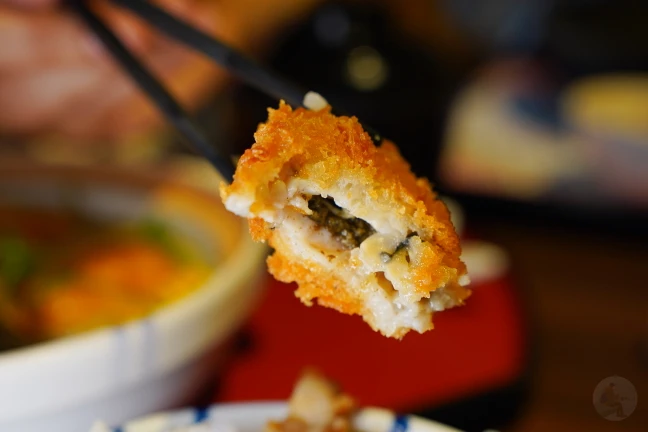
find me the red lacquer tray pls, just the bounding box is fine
[213,269,527,412]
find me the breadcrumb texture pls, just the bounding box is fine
[221,102,470,338]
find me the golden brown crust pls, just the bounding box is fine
[224,103,463,254]
[248,217,270,242]
[267,252,364,316]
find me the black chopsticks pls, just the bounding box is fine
[69,0,236,181]
[107,0,310,111]
[70,0,384,181]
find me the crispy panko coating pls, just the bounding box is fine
[221,102,470,338]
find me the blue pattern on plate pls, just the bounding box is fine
[109,405,460,432]
[194,406,210,423]
[391,415,410,432]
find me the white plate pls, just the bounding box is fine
[91,402,466,432]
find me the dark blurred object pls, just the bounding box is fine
[440,0,553,53]
[544,0,648,76]
[441,0,648,75]
[224,1,473,179]
[416,378,530,432]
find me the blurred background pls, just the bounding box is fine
[0,0,646,431]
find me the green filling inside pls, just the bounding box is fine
[307,196,375,249]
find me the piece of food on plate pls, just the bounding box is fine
[221,102,470,338]
[266,370,356,432]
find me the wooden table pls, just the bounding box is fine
[472,220,647,432]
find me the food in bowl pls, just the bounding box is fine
[0,206,210,350]
[0,163,267,432]
[220,102,471,339]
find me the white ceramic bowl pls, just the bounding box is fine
[93,402,465,432]
[0,163,268,432]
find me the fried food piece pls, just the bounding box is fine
[220,102,470,338]
[265,370,356,432]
